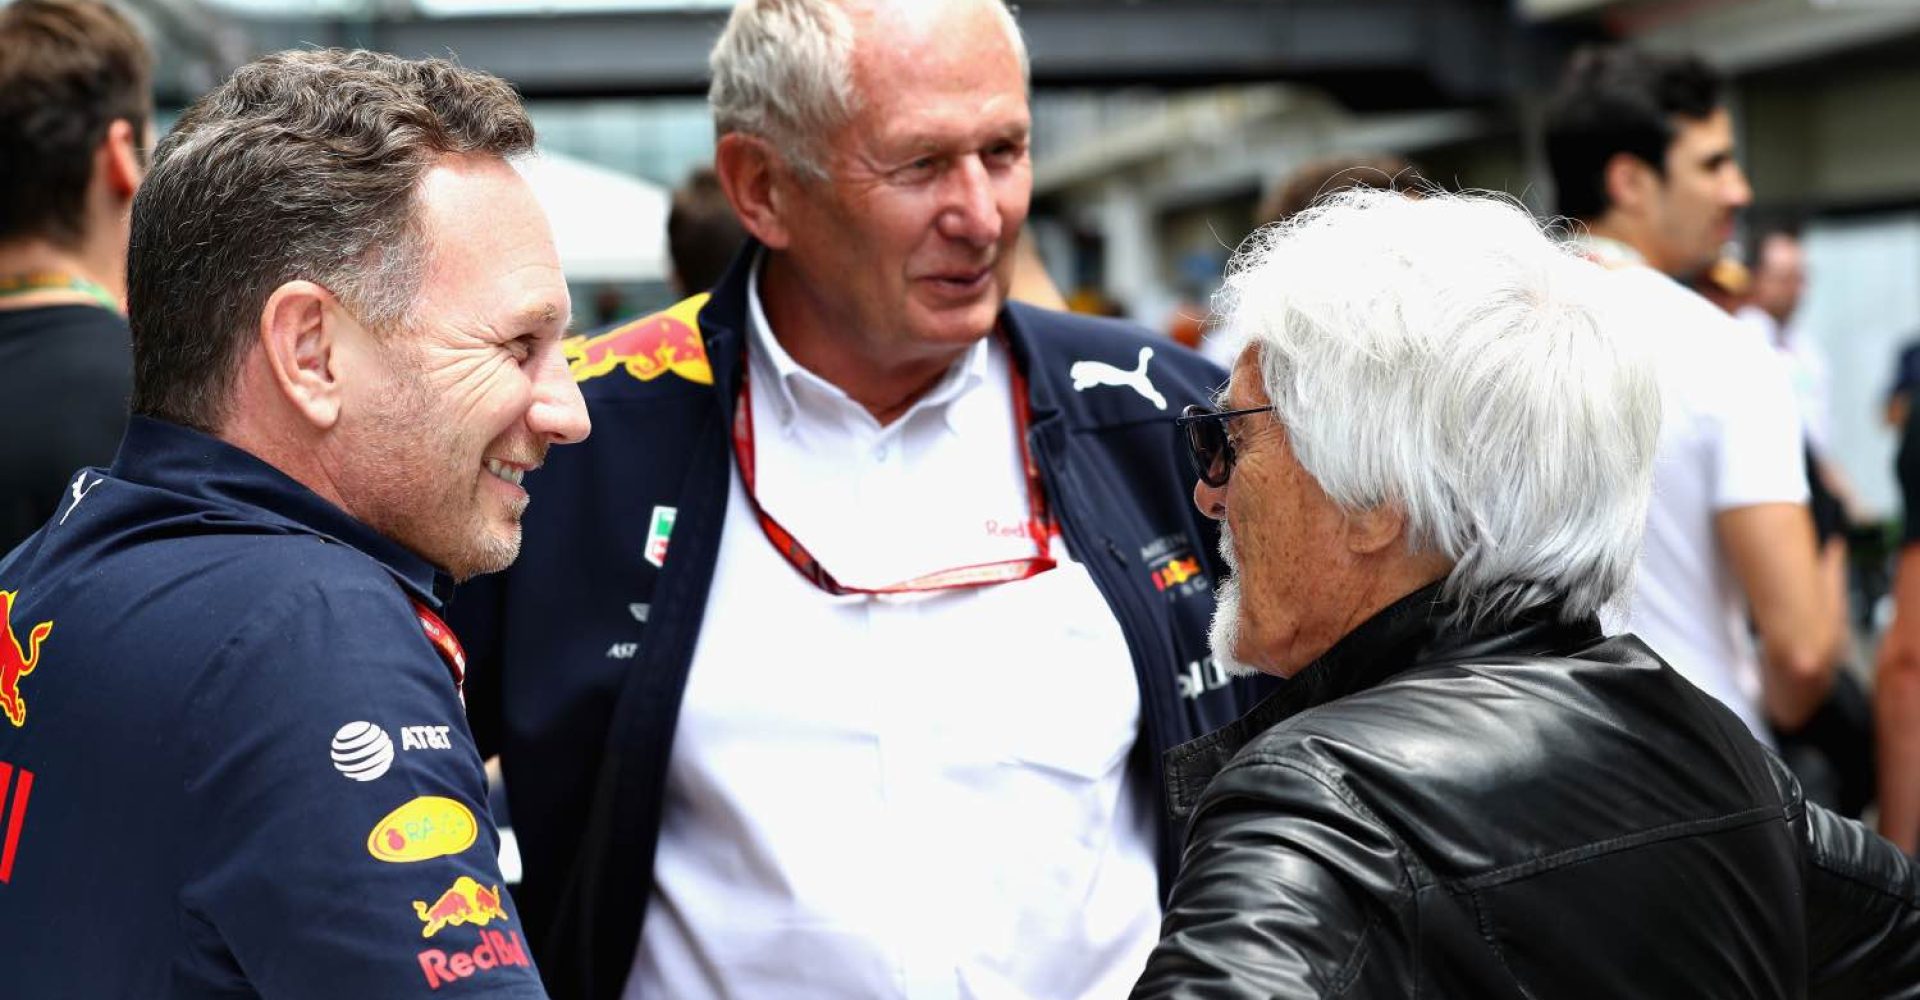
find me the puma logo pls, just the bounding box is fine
[59,471,101,525]
[1069,346,1166,410]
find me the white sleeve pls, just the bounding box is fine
[1710,330,1809,511]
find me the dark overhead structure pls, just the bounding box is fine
[179,0,1544,111]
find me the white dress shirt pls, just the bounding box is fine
[624,263,1160,999]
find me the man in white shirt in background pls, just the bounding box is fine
[1544,45,1840,740]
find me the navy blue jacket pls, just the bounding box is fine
[450,251,1270,998]
[0,418,542,998]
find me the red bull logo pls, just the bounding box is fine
[564,293,713,386]
[0,591,52,729]
[414,875,509,938]
[417,928,530,990]
[1153,556,1201,592]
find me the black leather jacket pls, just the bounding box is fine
[1133,585,1920,999]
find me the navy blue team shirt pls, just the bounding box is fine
[0,416,544,998]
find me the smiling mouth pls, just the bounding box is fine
[484,459,527,486]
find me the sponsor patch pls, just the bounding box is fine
[0,590,53,729]
[332,721,396,781]
[417,929,531,991]
[400,725,453,751]
[564,293,713,386]
[414,875,509,939]
[368,796,478,863]
[1176,657,1233,701]
[644,505,677,569]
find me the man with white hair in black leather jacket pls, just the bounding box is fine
[1133,189,1920,999]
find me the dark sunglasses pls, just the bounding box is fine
[1174,404,1274,488]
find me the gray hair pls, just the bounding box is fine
[1217,189,1661,627]
[708,0,1028,178]
[127,49,534,432]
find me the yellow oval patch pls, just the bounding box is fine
[367,795,479,863]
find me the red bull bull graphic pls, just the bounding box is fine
[367,795,479,863]
[413,875,509,938]
[564,293,713,386]
[0,760,34,884]
[1152,556,1201,592]
[0,590,52,728]
[417,928,531,990]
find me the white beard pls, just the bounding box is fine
[1209,523,1261,677]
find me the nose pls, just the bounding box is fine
[529,348,591,446]
[937,155,1003,247]
[1193,476,1226,522]
[1726,162,1754,209]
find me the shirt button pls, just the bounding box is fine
[874,444,890,462]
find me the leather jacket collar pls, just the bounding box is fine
[1164,582,1605,819]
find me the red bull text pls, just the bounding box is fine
[417,929,530,990]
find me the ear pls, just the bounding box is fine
[99,118,144,200]
[1344,503,1407,557]
[1602,151,1658,217]
[258,280,356,431]
[715,132,794,250]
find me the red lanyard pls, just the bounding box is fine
[731,336,1056,596]
[412,600,467,692]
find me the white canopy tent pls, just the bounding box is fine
[513,149,670,285]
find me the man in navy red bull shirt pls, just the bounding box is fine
[0,49,587,997]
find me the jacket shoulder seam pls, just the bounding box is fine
[1453,805,1782,890]
[1223,751,1430,893]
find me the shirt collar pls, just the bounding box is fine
[745,249,992,433]
[1161,582,1605,820]
[1572,233,1648,271]
[109,416,454,606]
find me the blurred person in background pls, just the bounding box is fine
[448,1,1264,997]
[0,0,149,554]
[1732,227,1874,816]
[1130,188,1920,1000]
[665,164,747,297]
[1009,229,1070,311]
[0,49,587,997]
[1873,350,1920,849]
[1546,45,1840,744]
[1199,152,1424,367]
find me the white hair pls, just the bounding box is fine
[708,0,1029,178]
[1217,188,1662,627]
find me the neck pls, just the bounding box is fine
[0,237,121,311]
[1585,216,1675,277]
[758,255,974,425]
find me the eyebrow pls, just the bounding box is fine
[1698,147,1736,169]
